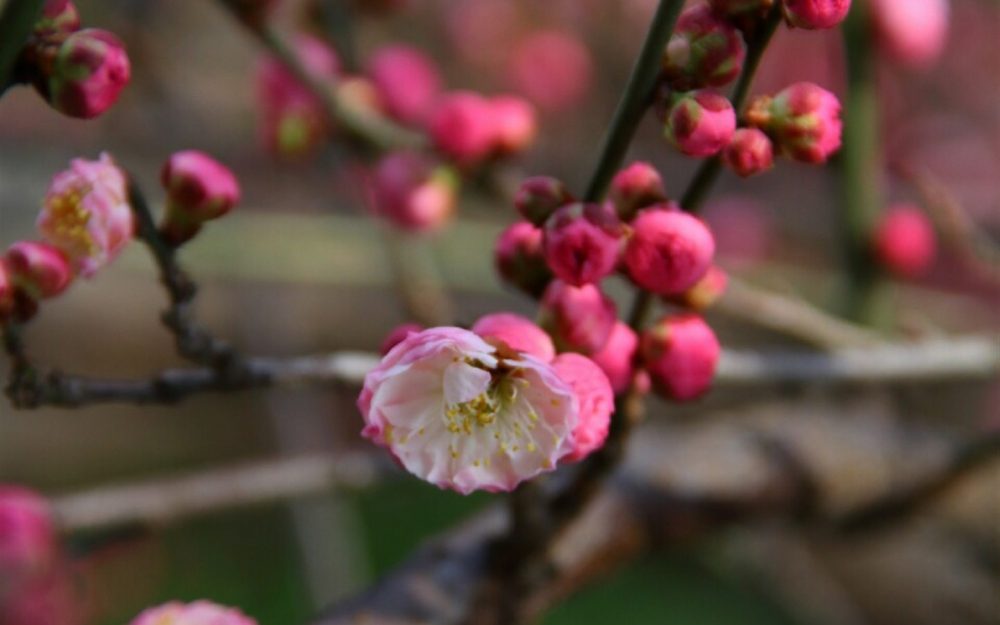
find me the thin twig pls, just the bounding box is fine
[0,0,46,97]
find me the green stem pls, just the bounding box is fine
[0,0,45,97]
[680,6,784,212]
[582,0,686,202]
[837,4,885,324]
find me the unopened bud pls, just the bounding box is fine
[553,353,613,463]
[663,90,736,158]
[427,91,497,166]
[663,5,746,91]
[34,0,80,38]
[367,44,443,126]
[472,312,555,362]
[610,162,667,222]
[589,321,640,395]
[3,242,72,301]
[490,95,538,156]
[379,323,424,356]
[872,204,937,278]
[369,152,459,233]
[783,0,851,30]
[665,265,729,311]
[624,204,715,295]
[43,29,130,119]
[543,202,624,287]
[514,176,573,227]
[641,314,720,401]
[160,151,241,245]
[722,127,774,177]
[539,280,617,354]
[494,221,553,298]
[746,82,842,164]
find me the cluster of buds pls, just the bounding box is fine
[655,2,846,173]
[359,315,614,493]
[2,154,135,324]
[14,0,130,119]
[494,162,724,402]
[159,151,241,246]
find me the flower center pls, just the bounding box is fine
[46,188,96,254]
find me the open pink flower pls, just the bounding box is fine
[128,601,257,625]
[359,327,578,494]
[37,153,132,277]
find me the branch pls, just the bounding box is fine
[0,0,45,97]
[52,452,385,533]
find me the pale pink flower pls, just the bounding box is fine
[37,153,133,277]
[553,353,614,463]
[128,600,256,625]
[380,323,424,356]
[359,327,578,494]
[471,313,556,363]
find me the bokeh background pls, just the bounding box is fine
[1,0,998,623]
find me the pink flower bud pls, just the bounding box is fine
[664,90,737,158]
[0,262,15,321]
[370,152,459,233]
[427,91,497,165]
[708,0,774,17]
[870,0,949,66]
[4,243,72,301]
[380,323,424,356]
[160,151,240,245]
[747,82,842,163]
[489,95,538,156]
[663,5,746,90]
[37,153,133,277]
[43,29,130,119]
[624,205,715,295]
[665,265,729,311]
[0,486,57,592]
[34,0,80,38]
[367,44,443,126]
[359,327,579,494]
[336,76,384,119]
[610,162,667,222]
[722,127,774,177]
[872,204,937,278]
[641,314,720,401]
[472,312,556,363]
[553,353,613,463]
[128,601,257,625]
[543,203,625,287]
[257,34,339,159]
[506,31,593,113]
[514,176,573,227]
[539,280,617,354]
[589,321,639,395]
[494,221,553,298]
[783,0,851,30]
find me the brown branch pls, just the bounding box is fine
[52,452,386,533]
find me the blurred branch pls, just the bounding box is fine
[0,0,45,96]
[680,5,784,212]
[52,452,385,533]
[717,277,883,349]
[898,165,1000,283]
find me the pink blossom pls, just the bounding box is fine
[369,152,459,233]
[590,321,640,395]
[489,96,538,156]
[641,314,720,401]
[663,5,746,90]
[783,0,851,30]
[872,204,937,278]
[543,203,624,287]
[471,313,556,363]
[494,221,553,298]
[426,91,497,166]
[722,128,774,177]
[160,151,240,245]
[37,153,132,277]
[367,44,443,126]
[0,486,57,594]
[610,162,667,221]
[664,90,737,158]
[514,176,573,227]
[43,29,130,119]
[380,323,424,356]
[870,0,949,66]
[506,31,593,112]
[359,327,578,494]
[539,280,617,354]
[3,242,73,301]
[747,82,842,163]
[623,205,715,295]
[553,353,613,463]
[128,601,257,625]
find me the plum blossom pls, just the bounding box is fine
[128,600,257,625]
[359,327,578,494]
[37,153,133,277]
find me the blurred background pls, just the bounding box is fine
[1,0,998,623]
